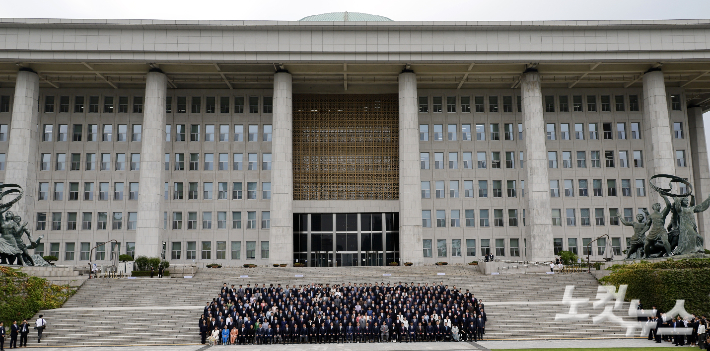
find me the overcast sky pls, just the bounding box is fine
[4,0,710,165]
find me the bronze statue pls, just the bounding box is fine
[0,184,47,266]
[670,195,710,255]
[620,213,650,259]
[643,197,673,258]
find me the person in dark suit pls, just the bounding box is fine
[18,320,29,347]
[158,265,164,278]
[0,322,5,351]
[199,320,208,344]
[9,321,17,349]
[426,321,434,341]
[346,322,354,343]
[476,315,485,340]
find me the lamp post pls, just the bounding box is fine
[586,234,610,273]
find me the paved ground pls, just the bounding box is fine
[18,338,680,350]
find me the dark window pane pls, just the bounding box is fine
[311,234,322,251]
[347,234,358,251]
[372,233,383,251]
[372,214,383,232]
[347,214,357,231]
[336,233,346,251]
[336,214,347,231]
[361,233,372,251]
[320,214,333,231]
[311,214,321,231]
[360,214,371,232]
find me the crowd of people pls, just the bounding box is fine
[198,281,487,345]
[640,305,709,348]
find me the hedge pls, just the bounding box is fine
[599,258,710,316]
[131,271,170,277]
[0,266,76,326]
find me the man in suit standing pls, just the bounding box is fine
[18,320,29,348]
[0,322,5,351]
[9,322,17,349]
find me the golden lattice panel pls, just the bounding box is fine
[293,94,399,200]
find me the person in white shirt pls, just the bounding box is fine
[35,315,46,343]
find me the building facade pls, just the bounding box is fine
[1,14,709,266]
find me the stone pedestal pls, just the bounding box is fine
[521,71,554,262]
[5,70,40,222]
[688,106,710,248]
[135,71,167,258]
[269,72,294,265]
[398,72,423,265]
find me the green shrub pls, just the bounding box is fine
[42,255,58,264]
[131,271,170,277]
[159,260,170,269]
[119,254,133,262]
[0,266,76,326]
[147,257,161,270]
[559,251,578,265]
[134,256,149,271]
[600,258,710,316]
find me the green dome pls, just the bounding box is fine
[299,12,392,22]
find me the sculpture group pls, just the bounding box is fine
[623,175,709,259]
[0,184,47,266]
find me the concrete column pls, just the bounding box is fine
[398,71,423,265]
[688,106,710,249]
[5,69,40,222]
[643,70,676,178]
[135,70,167,258]
[270,72,294,265]
[521,71,554,262]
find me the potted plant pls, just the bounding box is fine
[279,264,287,267]
[404,262,413,266]
[273,264,279,267]
[208,263,222,268]
[436,262,448,266]
[468,261,478,265]
[294,263,305,267]
[42,255,58,266]
[388,262,399,266]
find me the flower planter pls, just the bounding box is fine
[294,263,305,267]
[388,262,399,266]
[468,262,478,266]
[404,262,413,266]
[436,262,448,266]
[280,264,287,267]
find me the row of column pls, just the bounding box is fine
[4,68,708,263]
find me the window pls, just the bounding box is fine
[202,212,212,229]
[492,180,502,198]
[130,153,140,171]
[432,97,442,112]
[234,96,244,113]
[170,242,182,260]
[627,94,639,111]
[599,95,611,112]
[480,209,489,227]
[434,152,444,169]
[624,208,634,223]
[419,124,428,141]
[43,125,53,142]
[449,180,459,198]
[676,150,686,167]
[433,124,443,141]
[548,151,558,168]
[551,209,561,226]
[476,123,485,140]
[113,182,124,200]
[232,153,243,171]
[188,153,200,170]
[518,123,523,140]
[564,179,574,197]
[586,95,597,111]
[128,182,139,200]
[489,96,499,112]
[446,97,456,113]
[609,208,619,226]
[474,96,484,112]
[490,123,499,140]
[230,241,241,260]
[102,124,113,142]
[247,182,257,200]
[218,96,230,114]
[78,242,90,260]
[247,211,256,229]
[621,179,632,197]
[617,123,626,140]
[481,239,490,256]
[495,238,505,256]
[573,123,584,140]
[190,124,200,142]
[232,212,242,229]
[546,123,556,140]
[565,238,577,255]
[478,180,488,198]
[418,96,428,112]
[261,211,272,229]
[176,124,185,141]
[521,180,525,197]
[611,237,621,256]
[559,95,569,112]
[464,180,473,198]
[423,239,432,257]
[462,96,471,112]
[68,182,79,200]
[185,241,196,260]
[591,151,601,168]
[554,238,563,255]
[507,180,516,198]
[589,123,598,140]
[436,210,446,228]
[218,124,229,142]
[578,179,588,197]
[420,153,429,169]
[520,151,524,168]
[463,152,472,169]
[66,212,77,230]
[232,182,243,199]
[64,242,75,261]
[491,152,500,168]
[605,151,615,167]
[560,151,572,169]
[422,210,431,228]
[116,124,127,142]
[671,94,682,111]
[204,153,214,170]
[619,151,628,168]
[216,153,228,171]
[602,123,612,140]
[204,124,215,142]
[115,153,125,171]
[631,122,641,139]
[82,182,94,201]
[673,122,684,139]
[52,182,64,201]
[566,208,576,226]
[576,151,586,168]
[447,124,457,141]
[421,181,430,199]
[508,209,518,227]
[572,95,583,111]
[217,211,227,229]
[581,209,590,226]
[593,179,603,197]
[477,152,486,168]
[560,123,570,140]
[201,241,211,260]
[544,95,555,112]
[262,153,272,170]
[248,153,257,170]
[636,179,646,196]
[437,239,447,257]
[261,182,271,199]
[246,241,256,259]
[550,180,560,197]
[260,241,270,258]
[595,208,605,225]
[203,182,213,200]
[465,210,475,227]
[187,212,197,229]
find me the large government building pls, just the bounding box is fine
[1,13,710,267]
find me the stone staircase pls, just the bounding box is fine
[19,265,88,287]
[30,266,635,346]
